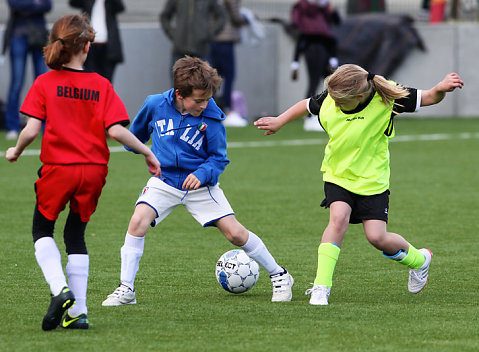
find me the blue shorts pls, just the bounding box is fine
[320,182,390,224]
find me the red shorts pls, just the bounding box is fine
[35,164,108,222]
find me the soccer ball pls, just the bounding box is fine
[215,249,260,294]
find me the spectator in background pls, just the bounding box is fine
[290,0,341,131]
[347,0,386,14]
[2,0,52,140]
[69,0,125,82]
[210,0,249,127]
[160,0,226,69]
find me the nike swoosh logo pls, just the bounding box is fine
[62,316,85,327]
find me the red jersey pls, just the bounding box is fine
[20,68,129,165]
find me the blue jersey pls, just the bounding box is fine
[127,88,230,190]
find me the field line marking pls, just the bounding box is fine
[1,132,479,157]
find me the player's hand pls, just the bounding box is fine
[5,147,20,162]
[438,73,464,92]
[145,154,161,177]
[254,117,282,136]
[182,173,201,190]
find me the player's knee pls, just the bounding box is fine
[128,212,150,236]
[366,232,386,249]
[328,213,349,234]
[222,224,248,246]
[32,205,55,243]
[64,210,88,255]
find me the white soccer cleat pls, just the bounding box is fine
[305,284,331,305]
[102,284,137,306]
[408,248,433,294]
[270,269,294,302]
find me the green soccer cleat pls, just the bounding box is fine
[61,313,89,329]
[42,286,75,331]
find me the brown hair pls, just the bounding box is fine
[325,64,410,113]
[43,14,95,70]
[173,56,222,97]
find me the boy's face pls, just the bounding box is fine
[175,89,212,116]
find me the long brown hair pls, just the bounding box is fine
[173,56,223,97]
[325,64,410,113]
[43,14,95,70]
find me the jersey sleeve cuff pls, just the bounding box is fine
[106,120,130,130]
[19,111,44,121]
[415,90,422,112]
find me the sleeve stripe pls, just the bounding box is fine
[415,90,422,112]
[106,120,130,130]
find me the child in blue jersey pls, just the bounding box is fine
[102,56,293,305]
[255,64,463,305]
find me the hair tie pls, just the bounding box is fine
[367,72,375,81]
[54,38,65,45]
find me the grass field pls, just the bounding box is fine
[0,118,478,351]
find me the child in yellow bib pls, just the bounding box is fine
[255,64,464,305]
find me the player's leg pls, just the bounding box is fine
[215,215,294,302]
[103,178,178,306]
[307,201,350,305]
[34,165,78,330]
[62,210,89,329]
[363,219,432,293]
[102,203,157,306]
[61,164,106,327]
[32,206,75,331]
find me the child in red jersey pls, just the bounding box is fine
[5,14,161,331]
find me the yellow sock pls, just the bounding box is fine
[313,243,340,288]
[399,244,426,270]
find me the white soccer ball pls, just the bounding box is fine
[215,249,260,294]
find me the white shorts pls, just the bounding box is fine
[136,177,234,227]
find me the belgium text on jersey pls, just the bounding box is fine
[57,86,100,102]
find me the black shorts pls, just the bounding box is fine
[320,182,390,224]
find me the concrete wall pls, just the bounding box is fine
[1,22,478,122]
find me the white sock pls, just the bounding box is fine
[120,232,145,291]
[66,254,89,316]
[241,232,283,276]
[34,237,67,296]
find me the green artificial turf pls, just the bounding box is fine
[0,117,477,351]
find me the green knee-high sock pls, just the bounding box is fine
[314,243,341,288]
[383,243,425,270]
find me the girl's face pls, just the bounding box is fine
[175,89,212,116]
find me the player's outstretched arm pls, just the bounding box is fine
[5,117,42,162]
[107,124,162,177]
[421,73,464,107]
[254,99,309,135]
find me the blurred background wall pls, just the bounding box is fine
[1,0,478,120]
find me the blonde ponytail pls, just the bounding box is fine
[325,64,409,114]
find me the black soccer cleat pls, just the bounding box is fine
[61,312,89,329]
[42,286,75,331]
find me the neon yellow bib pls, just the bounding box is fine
[320,91,394,195]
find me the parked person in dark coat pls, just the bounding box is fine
[69,0,125,82]
[160,0,226,68]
